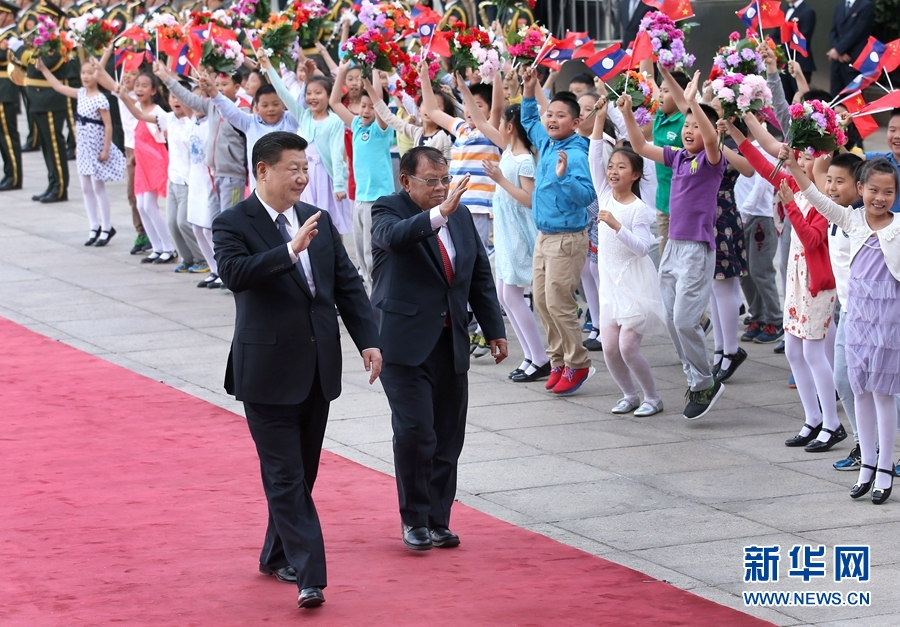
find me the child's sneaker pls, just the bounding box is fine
[552,366,595,395]
[173,263,190,273]
[754,324,784,344]
[130,234,149,255]
[545,366,563,390]
[683,380,725,420]
[788,375,796,389]
[833,444,861,471]
[188,261,210,273]
[471,334,490,358]
[741,322,762,342]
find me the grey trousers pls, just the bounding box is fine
[472,213,491,250]
[659,239,715,391]
[211,176,245,215]
[740,215,782,325]
[779,217,792,295]
[834,311,858,441]
[166,181,202,266]
[353,200,374,293]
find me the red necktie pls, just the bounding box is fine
[437,233,453,285]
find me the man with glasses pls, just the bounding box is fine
[371,146,507,552]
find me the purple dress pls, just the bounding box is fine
[846,236,900,395]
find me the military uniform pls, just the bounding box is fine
[63,0,86,159]
[0,3,21,190]
[16,2,70,202]
[439,0,476,28]
[478,1,534,35]
[16,0,41,152]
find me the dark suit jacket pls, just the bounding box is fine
[213,193,380,405]
[781,1,817,73]
[370,191,504,375]
[829,0,874,60]
[619,0,654,48]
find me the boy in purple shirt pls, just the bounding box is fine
[620,65,726,420]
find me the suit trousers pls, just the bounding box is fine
[244,373,329,591]
[381,329,468,529]
[33,109,68,197]
[0,101,21,187]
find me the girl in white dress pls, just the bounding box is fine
[589,97,667,416]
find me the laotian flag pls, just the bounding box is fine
[853,36,886,75]
[586,43,631,82]
[838,91,880,139]
[542,35,594,63]
[642,0,694,22]
[785,21,808,57]
[420,28,451,58]
[838,69,881,95]
[169,39,203,76]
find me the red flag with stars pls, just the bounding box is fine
[882,39,900,73]
[839,92,879,139]
[642,0,694,21]
[628,30,653,67]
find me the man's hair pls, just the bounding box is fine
[568,72,594,87]
[829,152,863,180]
[253,83,278,106]
[252,131,308,175]
[399,146,448,177]
[551,91,581,119]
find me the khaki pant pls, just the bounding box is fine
[532,230,590,370]
[656,210,669,258]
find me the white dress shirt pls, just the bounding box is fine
[785,0,802,22]
[258,192,317,296]
[429,208,456,272]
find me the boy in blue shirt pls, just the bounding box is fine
[521,67,597,395]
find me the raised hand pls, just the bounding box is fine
[556,150,568,178]
[482,159,502,183]
[777,179,795,205]
[597,209,622,232]
[290,211,321,253]
[439,174,469,217]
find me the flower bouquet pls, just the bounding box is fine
[234,0,271,29]
[285,0,330,48]
[448,23,501,83]
[639,11,694,71]
[188,10,233,29]
[773,100,848,173]
[709,32,765,80]
[200,37,245,74]
[145,13,184,61]
[341,29,408,79]
[607,70,658,126]
[711,73,772,147]
[359,0,411,40]
[506,23,549,67]
[255,13,299,69]
[67,9,117,57]
[30,14,74,59]
[396,52,442,99]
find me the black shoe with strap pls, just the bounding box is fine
[785,423,822,447]
[508,359,531,379]
[872,467,894,505]
[715,347,748,383]
[850,464,876,499]
[711,350,723,377]
[511,361,552,382]
[805,424,848,452]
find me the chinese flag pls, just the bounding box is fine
[860,90,900,116]
[208,24,238,42]
[119,23,149,42]
[642,0,693,21]
[758,0,785,28]
[158,31,183,57]
[838,92,880,139]
[629,30,653,67]
[882,39,900,73]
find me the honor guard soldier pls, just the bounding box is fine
[17,0,41,152]
[101,0,133,34]
[17,0,70,202]
[0,0,21,190]
[439,0,476,28]
[478,0,534,35]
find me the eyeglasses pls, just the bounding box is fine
[408,174,453,188]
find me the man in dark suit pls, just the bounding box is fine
[213,132,381,610]
[619,0,653,48]
[371,147,507,552]
[828,0,874,96]
[778,0,816,103]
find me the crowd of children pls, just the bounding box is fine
[46,29,900,502]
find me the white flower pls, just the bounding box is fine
[91,8,104,18]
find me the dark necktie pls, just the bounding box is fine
[436,231,453,327]
[275,213,311,289]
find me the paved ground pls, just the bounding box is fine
[2,133,898,627]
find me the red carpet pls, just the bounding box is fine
[0,317,775,626]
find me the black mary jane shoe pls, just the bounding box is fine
[850,464,877,499]
[715,347,748,383]
[511,361,552,383]
[785,423,822,447]
[805,424,848,452]
[711,350,723,378]
[94,226,116,247]
[872,467,894,505]
[509,359,532,379]
[84,229,101,246]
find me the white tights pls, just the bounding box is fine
[600,324,659,403]
[80,175,111,232]
[709,277,742,370]
[855,391,898,489]
[581,259,600,339]
[785,332,840,442]
[136,191,173,253]
[496,280,548,369]
[191,224,218,275]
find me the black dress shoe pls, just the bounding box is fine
[509,359,531,379]
[66,150,77,161]
[850,464,877,499]
[715,347,748,383]
[22,143,39,153]
[94,227,116,247]
[511,361,552,382]
[32,190,50,201]
[711,350,723,377]
[40,193,68,203]
[298,587,325,608]
[805,424,847,452]
[785,423,822,447]
[872,467,894,505]
[430,527,460,548]
[401,524,432,550]
[582,337,603,351]
[84,229,100,246]
[773,339,785,354]
[259,563,297,583]
[0,182,21,191]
